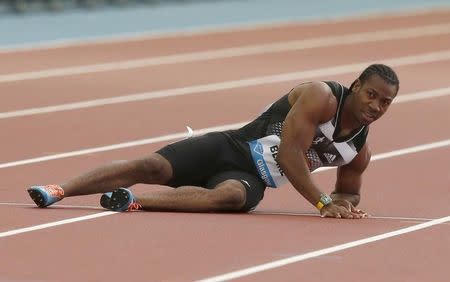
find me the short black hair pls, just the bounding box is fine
[350,64,400,94]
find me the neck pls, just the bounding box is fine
[339,94,363,134]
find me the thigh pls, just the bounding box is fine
[206,170,266,212]
[156,132,225,187]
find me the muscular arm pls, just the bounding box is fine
[277,82,335,207]
[331,143,371,207]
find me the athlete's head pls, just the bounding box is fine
[349,64,399,125]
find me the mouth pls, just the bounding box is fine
[361,111,376,123]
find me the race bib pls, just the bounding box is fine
[248,135,288,188]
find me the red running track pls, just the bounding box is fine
[0,8,449,282]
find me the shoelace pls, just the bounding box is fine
[127,202,142,212]
[45,185,64,198]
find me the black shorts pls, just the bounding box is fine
[156,132,266,212]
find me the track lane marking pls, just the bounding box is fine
[0,9,445,54]
[0,86,449,169]
[197,215,450,282]
[0,123,247,169]
[0,140,448,239]
[0,211,116,239]
[315,140,450,172]
[1,50,450,119]
[250,211,442,222]
[0,202,103,210]
[0,202,443,222]
[1,23,450,83]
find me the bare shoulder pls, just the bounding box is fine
[287,81,337,123]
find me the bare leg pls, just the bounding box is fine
[61,153,172,197]
[135,180,247,212]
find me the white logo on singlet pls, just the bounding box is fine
[312,136,326,145]
[324,153,337,163]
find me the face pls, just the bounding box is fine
[351,74,398,125]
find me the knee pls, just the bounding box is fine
[211,180,246,211]
[135,154,173,184]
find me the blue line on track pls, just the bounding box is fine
[0,0,449,48]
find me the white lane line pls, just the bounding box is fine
[0,132,447,172]
[0,7,441,54]
[393,87,450,104]
[0,211,116,239]
[0,202,102,210]
[1,50,450,120]
[371,140,450,161]
[250,211,443,222]
[0,85,448,169]
[250,211,437,222]
[314,139,450,173]
[197,215,450,282]
[0,141,448,239]
[1,23,449,83]
[1,202,445,223]
[0,203,443,223]
[0,122,246,169]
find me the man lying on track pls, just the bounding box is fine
[27,64,399,219]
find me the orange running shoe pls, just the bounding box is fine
[27,184,64,208]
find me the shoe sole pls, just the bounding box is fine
[99,192,112,209]
[105,189,131,212]
[27,189,48,208]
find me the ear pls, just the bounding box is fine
[352,79,362,94]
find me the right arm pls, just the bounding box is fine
[277,82,362,219]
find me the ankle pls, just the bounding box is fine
[47,184,65,199]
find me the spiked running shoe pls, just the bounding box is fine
[100,188,142,212]
[27,184,64,208]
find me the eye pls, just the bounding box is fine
[367,91,376,98]
[381,100,391,107]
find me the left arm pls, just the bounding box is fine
[331,143,371,207]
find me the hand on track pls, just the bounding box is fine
[320,200,368,219]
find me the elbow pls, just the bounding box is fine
[276,145,308,173]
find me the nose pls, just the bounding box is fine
[369,100,381,113]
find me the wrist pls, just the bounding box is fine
[316,193,332,210]
[330,192,360,207]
